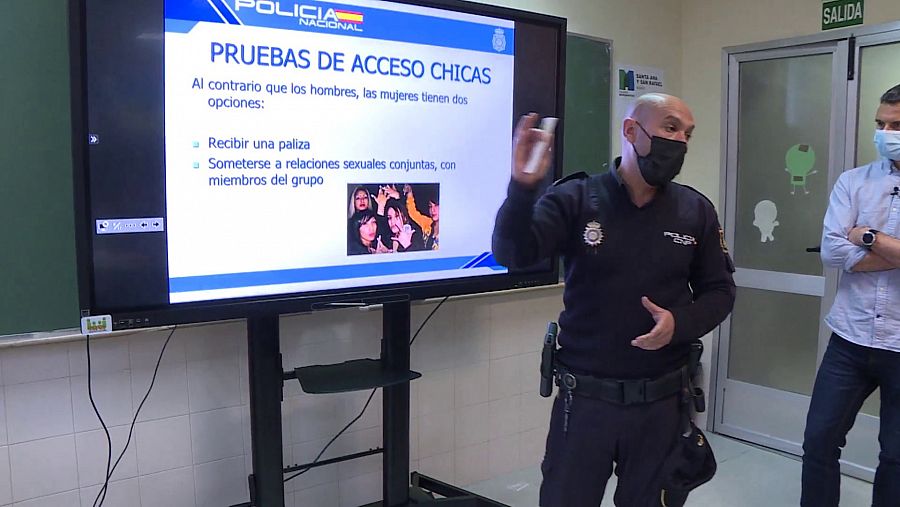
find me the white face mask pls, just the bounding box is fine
[874,129,900,161]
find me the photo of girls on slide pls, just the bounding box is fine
[347,183,440,255]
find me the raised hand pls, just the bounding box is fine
[393,226,414,249]
[511,113,553,188]
[373,187,388,214]
[373,235,391,254]
[385,184,400,200]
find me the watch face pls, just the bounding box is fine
[863,232,875,245]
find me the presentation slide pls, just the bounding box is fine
[163,0,515,303]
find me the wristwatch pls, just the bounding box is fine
[862,229,880,249]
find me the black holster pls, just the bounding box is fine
[684,341,706,414]
[539,322,558,398]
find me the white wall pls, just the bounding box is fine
[492,0,684,157]
[0,289,562,507]
[491,0,683,96]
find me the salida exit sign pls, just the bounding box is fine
[822,0,864,30]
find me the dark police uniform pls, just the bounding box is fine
[492,160,735,506]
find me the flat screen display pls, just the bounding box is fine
[71,0,565,328]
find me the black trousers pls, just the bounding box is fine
[539,392,682,507]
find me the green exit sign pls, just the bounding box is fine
[822,0,864,30]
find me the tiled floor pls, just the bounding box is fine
[465,433,873,506]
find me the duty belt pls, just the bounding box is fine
[555,364,687,405]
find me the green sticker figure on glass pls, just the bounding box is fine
[785,144,817,195]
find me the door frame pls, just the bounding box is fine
[713,38,848,461]
[709,20,900,482]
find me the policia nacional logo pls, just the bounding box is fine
[583,221,604,247]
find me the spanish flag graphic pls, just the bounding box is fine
[334,9,364,24]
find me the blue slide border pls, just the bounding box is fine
[164,0,515,56]
[169,252,504,293]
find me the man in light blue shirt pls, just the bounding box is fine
[802,84,900,507]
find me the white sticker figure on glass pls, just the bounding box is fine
[753,200,779,243]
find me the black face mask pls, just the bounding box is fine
[631,122,687,187]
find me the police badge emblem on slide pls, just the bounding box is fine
[583,221,604,247]
[492,28,506,52]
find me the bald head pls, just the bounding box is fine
[623,93,695,146]
[627,93,682,120]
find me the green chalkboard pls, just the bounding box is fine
[563,34,612,177]
[0,0,80,335]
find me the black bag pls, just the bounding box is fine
[657,420,717,507]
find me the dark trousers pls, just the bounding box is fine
[539,392,682,506]
[801,333,900,507]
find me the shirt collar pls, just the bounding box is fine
[611,157,669,193]
[883,157,900,174]
[611,157,625,186]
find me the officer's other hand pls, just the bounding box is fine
[848,225,870,246]
[511,113,553,188]
[631,296,675,350]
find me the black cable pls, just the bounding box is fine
[92,325,177,507]
[284,296,450,485]
[409,296,449,346]
[283,387,376,484]
[86,333,112,507]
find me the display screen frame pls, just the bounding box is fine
[69,0,567,330]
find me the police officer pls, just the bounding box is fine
[492,93,736,506]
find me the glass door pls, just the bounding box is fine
[714,40,858,471]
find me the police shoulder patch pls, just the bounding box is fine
[552,171,589,187]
